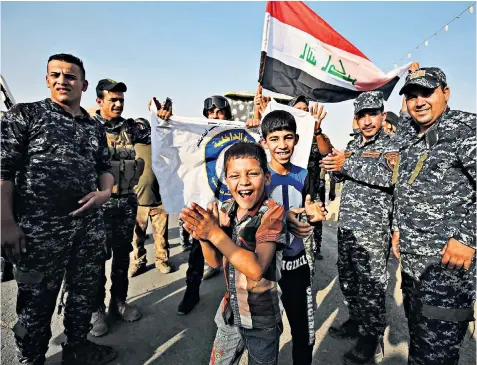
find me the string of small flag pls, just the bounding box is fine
[393,2,476,69]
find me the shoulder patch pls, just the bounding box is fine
[361,150,381,158]
[446,110,476,131]
[383,152,399,170]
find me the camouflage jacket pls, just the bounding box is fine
[1,98,112,217]
[334,128,399,232]
[393,108,476,255]
[92,112,151,145]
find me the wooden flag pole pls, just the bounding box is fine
[254,83,263,120]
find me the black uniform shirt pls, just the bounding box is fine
[1,98,112,217]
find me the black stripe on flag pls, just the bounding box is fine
[259,54,400,103]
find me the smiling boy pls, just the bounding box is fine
[260,110,326,365]
[181,142,287,365]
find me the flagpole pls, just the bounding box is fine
[253,84,262,120]
[247,2,271,128]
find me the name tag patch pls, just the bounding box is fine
[361,150,381,158]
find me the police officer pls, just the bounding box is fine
[383,111,399,135]
[89,79,149,337]
[392,67,476,365]
[154,95,231,315]
[128,117,172,277]
[1,54,116,365]
[320,91,399,364]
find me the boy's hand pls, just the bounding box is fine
[207,201,219,219]
[304,194,326,222]
[286,207,313,238]
[320,149,346,172]
[180,202,221,242]
[253,94,271,117]
[311,103,327,132]
[246,118,261,128]
[440,237,476,270]
[392,231,400,259]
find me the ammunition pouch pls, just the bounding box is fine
[109,146,145,197]
[124,158,145,189]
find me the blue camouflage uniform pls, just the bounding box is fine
[394,68,476,365]
[1,98,112,364]
[333,91,399,339]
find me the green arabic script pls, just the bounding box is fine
[298,42,357,85]
[299,43,317,66]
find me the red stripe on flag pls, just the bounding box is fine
[266,1,369,60]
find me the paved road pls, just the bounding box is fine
[1,216,475,365]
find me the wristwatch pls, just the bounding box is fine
[314,128,323,136]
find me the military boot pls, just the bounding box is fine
[328,318,360,340]
[203,266,220,280]
[90,305,108,337]
[18,354,46,365]
[1,256,14,282]
[314,249,324,261]
[128,264,148,278]
[343,335,384,364]
[109,298,142,322]
[177,283,200,315]
[156,261,172,274]
[61,340,116,365]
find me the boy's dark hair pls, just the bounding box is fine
[260,110,297,139]
[47,53,86,80]
[224,142,269,175]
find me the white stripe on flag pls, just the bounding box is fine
[265,15,410,91]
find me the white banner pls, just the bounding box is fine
[150,100,315,214]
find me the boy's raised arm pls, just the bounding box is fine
[181,202,285,282]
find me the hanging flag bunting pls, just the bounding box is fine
[394,2,475,66]
[257,1,410,103]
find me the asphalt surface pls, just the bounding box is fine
[1,216,475,365]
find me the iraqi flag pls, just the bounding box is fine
[259,1,411,102]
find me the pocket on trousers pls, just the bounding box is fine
[14,267,44,284]
[422,304,475,322]
[244,325,280,364]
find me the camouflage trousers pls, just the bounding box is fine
[93,194,137,310]
[401,253,476,365]
[179,218,191,246]
[312,222,322,253]
[130,204,169,268]
[13,211,106,363]
[337,228,391,337]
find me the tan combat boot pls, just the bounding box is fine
[90,305,108,337]
[156,261,172,274]
[109,298,142,322]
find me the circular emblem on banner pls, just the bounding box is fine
[205,128,255,202]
